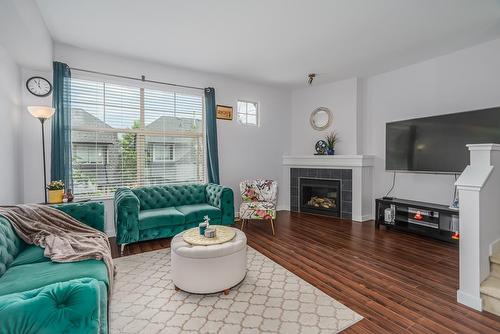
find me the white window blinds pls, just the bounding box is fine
[70,76,205,199]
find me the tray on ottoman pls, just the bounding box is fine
[182,225,236,246]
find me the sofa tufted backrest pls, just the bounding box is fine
[52,202,105,232]
[132,184,207,210]
[0,217,24,277]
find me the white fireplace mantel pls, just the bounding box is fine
[283,155,375,168]
[281,155,374,222]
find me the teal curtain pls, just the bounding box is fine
[51,62,72,189]
[205,87,220,184]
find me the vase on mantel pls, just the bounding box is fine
[327,149,335,155]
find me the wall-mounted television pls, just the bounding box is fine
[386,107,500,173]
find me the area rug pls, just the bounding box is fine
[109,247,362,333]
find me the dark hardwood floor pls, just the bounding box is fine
[109,211,500,333]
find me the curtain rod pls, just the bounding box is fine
[70,67,205,91]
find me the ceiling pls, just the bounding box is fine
[0,0,52,70]
[36,0,500,86]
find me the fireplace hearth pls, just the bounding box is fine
[300,177,341,217]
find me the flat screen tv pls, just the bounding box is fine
[386,107,500,173]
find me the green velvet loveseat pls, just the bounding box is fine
[114,183,234,250]
[0,202,109,334]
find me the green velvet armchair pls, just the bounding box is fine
[114,183,234,252]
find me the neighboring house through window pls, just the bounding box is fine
[70,76,205,199]
[73,144,108,165]
[152,143,174,162]
[237,100,258,126]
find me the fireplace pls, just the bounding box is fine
[299,177,341,217]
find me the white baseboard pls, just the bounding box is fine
[457,290,482,311]
[351,214,373,222]
[276,205,288,211]
[361,214,374,221]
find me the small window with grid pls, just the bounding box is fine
[237,100,258,126]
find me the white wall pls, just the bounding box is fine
[290,78,360,155]
[0,45,22,204]
[17,44,291,233]
[361,37,500,206]
[0,0,53,204]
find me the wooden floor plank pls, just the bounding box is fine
[109,211,500,333]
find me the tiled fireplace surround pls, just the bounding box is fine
[290,168,353,219]
[282,155,374,222]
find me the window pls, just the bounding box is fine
[70,77,205,198]
[151,143,174,162]
[237,100,258,126]
[73,144,107,165]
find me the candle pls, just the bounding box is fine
[199,222,208,235]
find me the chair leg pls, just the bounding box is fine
[120,244,125,256]
[270,218,275,236]
[241,219,246,231]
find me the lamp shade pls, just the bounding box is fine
[28,106,55,119]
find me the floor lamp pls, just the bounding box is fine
[28,106,55,204]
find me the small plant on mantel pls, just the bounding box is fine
[325,132,339,155]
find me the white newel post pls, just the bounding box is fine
[455,144,500,311]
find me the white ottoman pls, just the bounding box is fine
[171,227,247,294]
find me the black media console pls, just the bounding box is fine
[375,198,459,244]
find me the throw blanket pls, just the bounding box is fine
[0,204,114,292]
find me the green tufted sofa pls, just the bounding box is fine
[114,183,234,249]
[0,201,109,334]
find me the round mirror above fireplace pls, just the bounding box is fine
[310,107,332,131]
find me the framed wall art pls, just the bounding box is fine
[216,105,233,120]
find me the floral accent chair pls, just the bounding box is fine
[239,180,278,235]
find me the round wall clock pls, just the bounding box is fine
[26,76,52,97]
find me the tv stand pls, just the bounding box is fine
[375,197,459,244]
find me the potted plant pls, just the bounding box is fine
[325,132,339,155]
[47,180,65,204]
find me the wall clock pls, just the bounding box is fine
[26,76,52,97]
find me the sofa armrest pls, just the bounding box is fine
[0,278,102,334]
[114,188,140,245]
[206,183,235,225]
[52,201,105,232]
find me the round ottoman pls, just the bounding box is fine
[171,227,247,294]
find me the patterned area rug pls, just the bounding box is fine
[110,247,362,333]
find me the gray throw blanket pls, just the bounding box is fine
[0,204,114,292]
